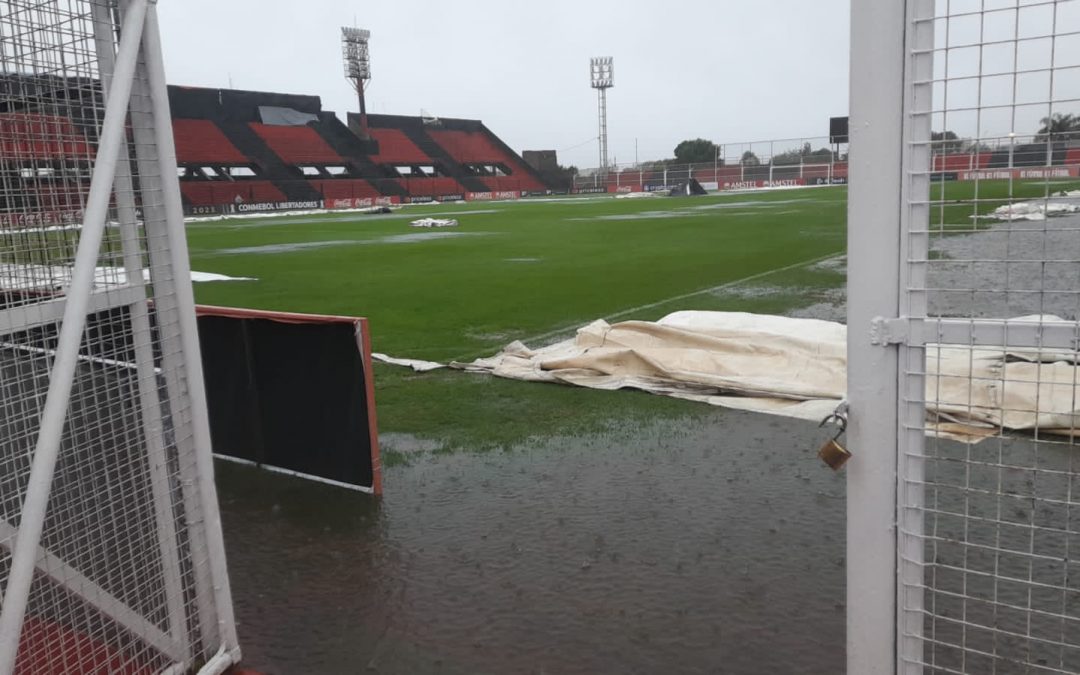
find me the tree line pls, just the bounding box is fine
[658,113,1080,169]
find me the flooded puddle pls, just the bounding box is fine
[378,432,445,454]
[571,210,708,221]
[211,231,490,256]
[683,198,821,211]
[218,411,847,674]
[196,209,502,230]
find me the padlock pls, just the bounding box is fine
[817,409,850,471]
[818,437,851,470]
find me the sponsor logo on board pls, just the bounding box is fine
[236,200,323,213]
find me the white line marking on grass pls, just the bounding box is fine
[513,250,846,349]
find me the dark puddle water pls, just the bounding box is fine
[218,410,847,674]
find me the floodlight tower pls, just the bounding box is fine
[590,57,614,172]
[342,27,372,135]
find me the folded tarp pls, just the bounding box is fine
[451,311,1080,441]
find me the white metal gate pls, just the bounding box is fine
[0,1,238,673]
[849,0,1080,673]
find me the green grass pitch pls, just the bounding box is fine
[180,179,1076,457]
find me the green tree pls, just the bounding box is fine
[673,138,719,164]
[931,131,964,154]
[740,150,761,166]
[773,142,834,165]
[1036,113,1080,142]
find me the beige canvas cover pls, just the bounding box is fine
[451,311,1080,441]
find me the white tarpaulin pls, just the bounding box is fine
[410,218,458,228]
[979,201,1079,221]
[372,352,445,372]
[450,311,1080,441]
[0,262,253,291]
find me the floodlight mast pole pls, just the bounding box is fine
[590,56,613,175]
[597,87,608,171]
[342,27,371,137]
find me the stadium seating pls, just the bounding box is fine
[173,119,249,164]
[0,113,92,159]
[308,179,382,201]
[398,177,465,197]
[36,183,84,210]
[180,180,286,206]
[0,86,555,211]
[428,129,546,191]
[933,154,979,171]
[427,129,508,164]
[482,176,531,193]
[367,128,433,165]
[249,123,342,164]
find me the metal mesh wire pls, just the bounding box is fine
[902,0,1080,672]
[0,1,229,672]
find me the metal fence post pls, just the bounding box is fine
[847,0,908,673]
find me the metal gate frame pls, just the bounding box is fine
[849,0,1080,672]
[0,1,239,673]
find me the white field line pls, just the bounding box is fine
[440,250,846,365]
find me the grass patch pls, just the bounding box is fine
[179,181,1044,451]
[188,189,847,362]
[929,178,1080,230]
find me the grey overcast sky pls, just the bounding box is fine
[157,1,850,168]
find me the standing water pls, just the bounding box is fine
[218,409,847,674]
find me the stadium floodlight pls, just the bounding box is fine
[342,26,372,134]
[590,56,614,89]
[589,57,614,172]
[342,27,371,83]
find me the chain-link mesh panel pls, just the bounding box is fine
[0,1,234,673]
[901,1,1080,672]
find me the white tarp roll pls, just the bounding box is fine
[450,311,1080,441]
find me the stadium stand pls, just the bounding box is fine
[5,76,1077,215]
[180,180,287,207]
[172,119,249,164]
[0,113,92,159]
[367,128,432,165]
[249,123,342,164]
[165,87,548,209]
[308,179,382,201]
[427,127,548,192]
[396,176,466,198]
[934,153,979,171]
[427,129,505,163]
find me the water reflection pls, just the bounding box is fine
[218,410,846,674]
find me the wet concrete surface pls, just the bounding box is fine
[928,213,1080,319]
[218,412,847,675]
[918,433,1080,673]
